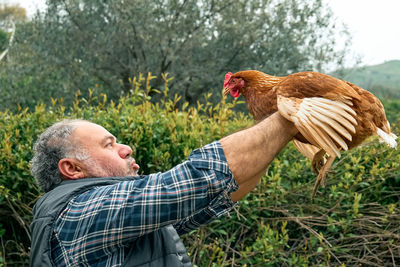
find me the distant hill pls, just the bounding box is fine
[332,60,400,99]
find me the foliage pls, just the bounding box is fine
[0,74,399,266]
[0,29,7,51]
[382,98,400,125]
[0,0,351,111]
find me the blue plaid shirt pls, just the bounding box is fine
[50,141,238,266]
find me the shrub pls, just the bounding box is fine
[0,74,399,266]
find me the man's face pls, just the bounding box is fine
[71,122,140,178]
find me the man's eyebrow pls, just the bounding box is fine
[101,135,116,145]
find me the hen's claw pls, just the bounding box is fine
[311,149,327,174]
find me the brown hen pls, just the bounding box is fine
[224,70,397,197]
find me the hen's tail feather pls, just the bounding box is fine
[377,128,398,148]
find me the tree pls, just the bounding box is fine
[1,0,351,110]
[0,3,26,29]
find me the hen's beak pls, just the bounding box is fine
[223,86,230,96]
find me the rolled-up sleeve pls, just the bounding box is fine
[173,141,238,234]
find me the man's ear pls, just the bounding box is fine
[58,158,85,180]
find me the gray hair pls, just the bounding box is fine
[30,119,90,192]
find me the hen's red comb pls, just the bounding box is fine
[224,72,233,87]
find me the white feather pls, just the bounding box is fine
[309,97,356,116]
[304,99,358,125]
[377,128,398,148]
[301,101,357,131]
[341,98,353,106]
[307,114,349,151]
[310,112,353,139]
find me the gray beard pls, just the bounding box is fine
[83,157,135,178]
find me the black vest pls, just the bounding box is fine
[30,177,192,266]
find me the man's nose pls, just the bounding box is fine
[118,144,133,159]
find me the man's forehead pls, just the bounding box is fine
[72,122,112,140]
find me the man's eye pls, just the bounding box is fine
[106,143,113,147]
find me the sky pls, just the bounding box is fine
[328,0,400,66]
[5,0,400,66]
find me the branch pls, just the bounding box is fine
[0,48,8,62]
[0,20,15,63]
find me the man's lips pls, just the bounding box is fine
[130,160,140,170]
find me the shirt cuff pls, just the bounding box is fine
[188,141,232,176]
[174,141,239,234]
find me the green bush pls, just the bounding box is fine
[382,98,400,125]
[0,74,399,266]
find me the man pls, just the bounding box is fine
[30,112,297,266]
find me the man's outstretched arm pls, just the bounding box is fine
[220,112,298,201]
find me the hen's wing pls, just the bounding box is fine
[275,72,360,158]
[278,96,357,158]
[292,139,320,160]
